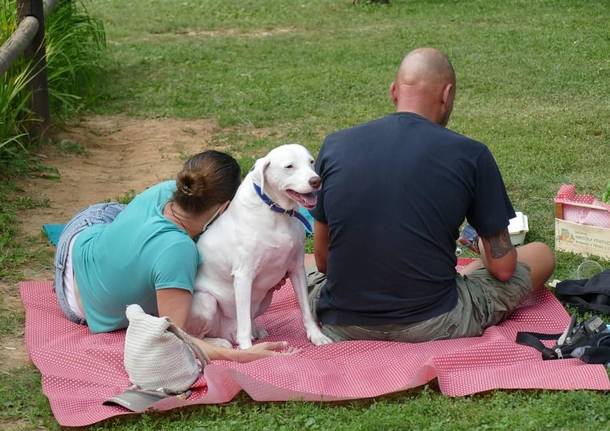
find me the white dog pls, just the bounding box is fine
[185,144,333,349]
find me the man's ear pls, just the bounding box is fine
[442,83,454,106]
[253,156,271,193]
[389,81,398,106]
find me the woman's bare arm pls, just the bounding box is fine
[156,288,297,361]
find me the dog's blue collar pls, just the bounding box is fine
[252,182,312,232]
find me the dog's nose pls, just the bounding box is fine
[309,176,321,189]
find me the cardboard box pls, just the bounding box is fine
[555,218,610,259]
[554,184,610,259]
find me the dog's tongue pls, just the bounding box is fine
[301,193,317,209]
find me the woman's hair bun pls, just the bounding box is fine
[173,150,240,215]
[177,171,205,197]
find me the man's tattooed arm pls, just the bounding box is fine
[479,227,517,281]
[485,228,514,259]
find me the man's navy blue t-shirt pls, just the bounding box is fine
[310,112,515,326]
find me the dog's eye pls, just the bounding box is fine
[284,164,294,169]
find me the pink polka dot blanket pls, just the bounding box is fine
[20,261,610,427]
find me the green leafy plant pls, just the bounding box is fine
[0,64,34,171]
[45,0,106,117]
[0,0,34,168]
[1,0,33,167]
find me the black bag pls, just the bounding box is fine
[516,315,610,365]
[555,270,610,315]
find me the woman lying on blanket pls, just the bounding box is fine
[55,150,293,363]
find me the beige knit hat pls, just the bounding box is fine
[123,304,209,395]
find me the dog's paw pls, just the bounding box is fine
[237,338,253,350]
[203,337,233,349]
[307,330,334,346]
[252,325,268,340]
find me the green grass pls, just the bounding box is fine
[0,176,51,283]
[2,0,610,429]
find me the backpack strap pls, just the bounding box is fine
[581,346,610,364]
[560,295,610,315]
[516,331,562,360]
[167,321,210,367]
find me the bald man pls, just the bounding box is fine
[307,48,555,342]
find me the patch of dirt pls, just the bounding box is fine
[154,26,297,39]
[177,26,297,38]
[144,24,396,40]
[17,115,221,237]
[108,27,300,45]
[0,419,33,431]
[106,24,400,47]
[0,334,28,374]
[4,115,224,371]
[0,279,27,373]
[1,286,24,311]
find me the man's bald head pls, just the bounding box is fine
[395,48,455,87]
[390,48,456,126]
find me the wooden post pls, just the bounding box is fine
[0,17,39,75]
[18,0,50,140]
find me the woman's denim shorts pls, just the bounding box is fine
[54,202,125,324]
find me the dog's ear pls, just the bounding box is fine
[253,156,271,193]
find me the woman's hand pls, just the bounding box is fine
[157,289,300,364]
[194,338,299,363]
[235,341,300,363]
